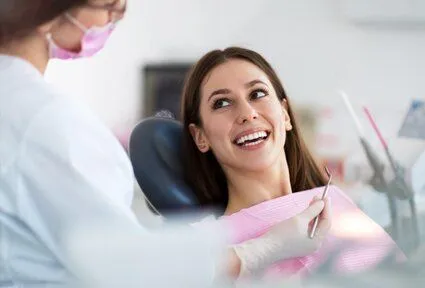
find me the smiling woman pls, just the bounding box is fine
[181,47,404,279]
[181,47,327,213]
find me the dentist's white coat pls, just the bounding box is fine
[0,55,220,287]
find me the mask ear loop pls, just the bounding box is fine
[45,32,60,58]
[64,13,88,32]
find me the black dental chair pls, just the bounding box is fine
[129,115,203,218]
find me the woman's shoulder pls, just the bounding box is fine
[326,185,357,208]
[293,185,355,204]
[294,185,357,212]
[0,64,67,168]
[2,79,130,179]
[0,56,103,138]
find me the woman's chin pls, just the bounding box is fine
[234,158,276,173]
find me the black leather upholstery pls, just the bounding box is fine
[129,117,200,215]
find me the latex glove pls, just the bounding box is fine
[233,197,331,277]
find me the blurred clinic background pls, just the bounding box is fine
[45,0,425,249]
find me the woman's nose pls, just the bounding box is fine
[236,102,259,124]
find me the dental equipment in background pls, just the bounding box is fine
[363,106,420,250]
[339,91,401,243]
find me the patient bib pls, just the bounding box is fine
[217,186,404,277]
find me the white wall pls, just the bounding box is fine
[45,0,425,167]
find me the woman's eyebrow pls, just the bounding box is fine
[208,88,231,102]
[207,80,268,101]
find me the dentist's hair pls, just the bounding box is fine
[0,0,87,46]
[181,47,326,211]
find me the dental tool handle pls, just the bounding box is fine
[339,90,365,138]
[363,107,388,149]
[309,185,330,239]
[363,107,403,176]
[309,216,320,239]
[363,106,409,189]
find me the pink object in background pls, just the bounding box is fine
[218,186,404,278]
[363,106,388,149]
[114,128,131,151]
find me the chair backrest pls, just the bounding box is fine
[129,117,200,216]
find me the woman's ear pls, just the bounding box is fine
[36,16,60,35]
[189,124,210,153]
[281,99,293,131]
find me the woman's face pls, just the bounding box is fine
[50,0,126,52]
[190,59,292,173]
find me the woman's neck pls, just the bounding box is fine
[224,156,292,215]
[0,35,49,74]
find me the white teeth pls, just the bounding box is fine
[244,139,264,146]
[236,131,268,145]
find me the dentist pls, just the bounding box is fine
[0,1,331,287]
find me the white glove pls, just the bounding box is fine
[233,197,331,277]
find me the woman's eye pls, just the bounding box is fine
[251,89,268,99]
[212,98,231,110]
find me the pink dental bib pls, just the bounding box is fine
[216,186,404,277]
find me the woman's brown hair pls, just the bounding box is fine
[181,47,326,211]
[0,0,88,46]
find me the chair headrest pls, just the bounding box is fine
[129,117,200,215]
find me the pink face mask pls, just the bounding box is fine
[48,13,115,60]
